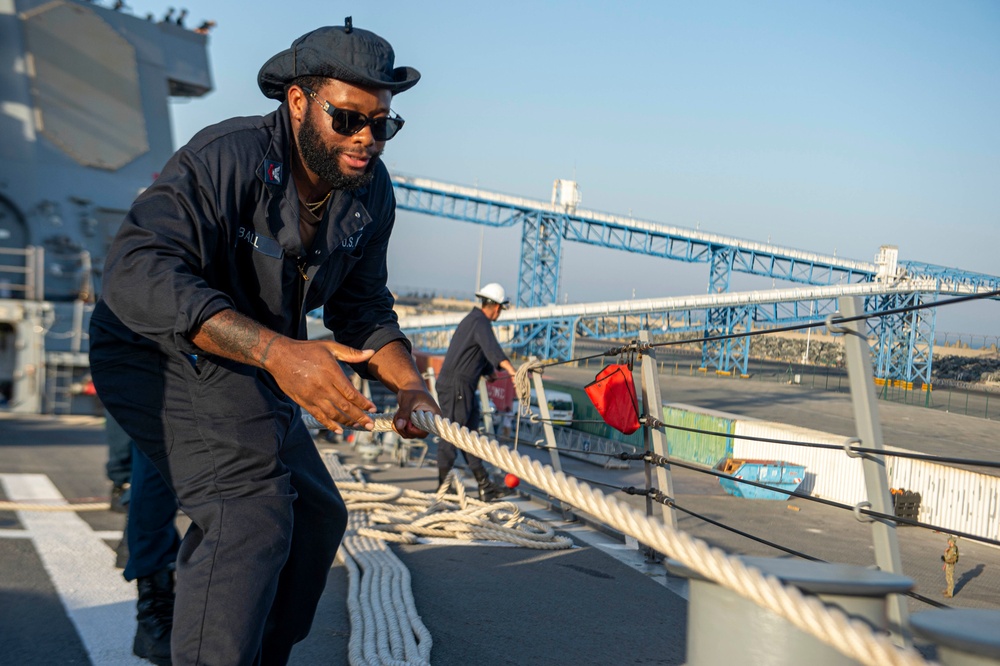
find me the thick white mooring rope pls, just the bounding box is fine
[326,453,434,666]
[0,500,110,512]
[9,406,928,664]
[324,439,574,666]
[401,410,935,666]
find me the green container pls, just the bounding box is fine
[548,382,733,467]
[659,406,733,468]
[549,382,645,448]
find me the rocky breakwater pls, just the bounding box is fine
[750,334,845,367]
[932,354,1000,387]
[659,331,1000,390]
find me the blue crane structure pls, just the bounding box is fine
[390,174,1000,386]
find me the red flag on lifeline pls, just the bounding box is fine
[584,364,640,435]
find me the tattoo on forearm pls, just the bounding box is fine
[199,310,269,365]
[260,335,279,367]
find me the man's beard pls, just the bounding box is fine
[297,111,381,191]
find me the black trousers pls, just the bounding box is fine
[104,408,133,486]
[90,344,348,666]
[436,381,486,474]
[124,442,180,581]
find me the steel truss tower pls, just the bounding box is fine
[865,292,936,389]
[516,212,569,358]
[391,175,999,380]
[702,247,751,375]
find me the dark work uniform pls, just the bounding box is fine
[89,104,408,665]
[436,308,510,474]
[105,408,181,581]
[104,409,133,488]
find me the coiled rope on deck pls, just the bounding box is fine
[324,436,573,666]
[326,453,433,666]
[338,473,572,549]
[399,410,933,666]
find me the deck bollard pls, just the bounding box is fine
[910,610,1000,666]
[667,556,912,665]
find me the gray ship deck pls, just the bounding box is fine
[2,370,999,664]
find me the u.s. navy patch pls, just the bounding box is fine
[264,160,282,185]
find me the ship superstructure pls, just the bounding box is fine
[0,0,212,412]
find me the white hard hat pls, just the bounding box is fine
[475,282,510,306]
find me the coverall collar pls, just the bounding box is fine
[254,105,373,263]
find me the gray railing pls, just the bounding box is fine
[0,246,43,300]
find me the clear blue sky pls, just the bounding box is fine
[146,0,999,338]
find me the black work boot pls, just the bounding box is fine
[133,569,174,666]
[473,468,513,503]
[110,482,131,514]
[114,522,129,569]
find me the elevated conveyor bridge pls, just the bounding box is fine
[391,279,989,384]
[390,174,1000,385]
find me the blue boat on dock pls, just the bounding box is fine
[717,459,806,500]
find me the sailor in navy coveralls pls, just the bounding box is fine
[90,20,439,665]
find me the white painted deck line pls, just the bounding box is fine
[0,473,144,665]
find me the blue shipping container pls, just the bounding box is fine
[718,459,806,500]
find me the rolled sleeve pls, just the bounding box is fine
[103,148,234,354]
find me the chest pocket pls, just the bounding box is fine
[307,243,366,311]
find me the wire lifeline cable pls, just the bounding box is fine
[492,434,996,551]
[662,496,823,561]
[501,433,955,543]
[652,452,1000,548]
[407,411,934,666]
[526,458,923,600]
[493,430,997,547]
[505,439,960,600]
[501,409,1000,474]
[642,287,1000,354]
[649,493,951,610]
[569,471,813,562]
[646,418,1000,470]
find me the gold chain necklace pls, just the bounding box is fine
[304,190,332,215]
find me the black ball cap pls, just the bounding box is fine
[258,18,420,100]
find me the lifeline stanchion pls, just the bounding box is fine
[477,375,496,436]
[837,296,910,645]
[638,330,676,531]
[528,366,563,474]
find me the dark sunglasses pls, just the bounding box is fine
[300,86,404,141]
